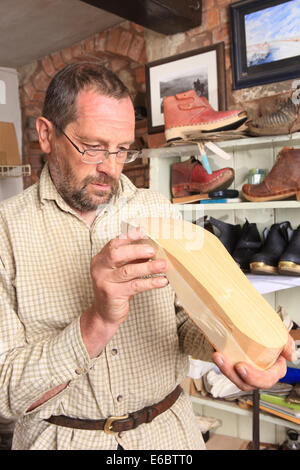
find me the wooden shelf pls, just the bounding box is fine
[247,274,300,295]
[148,132,300,442]
[195,200,300,211]
[217,132,300,150]
[190,395,300,431]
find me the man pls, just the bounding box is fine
[0,62,295,450]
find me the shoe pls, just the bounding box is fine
[171,157,234,198]
[278,225,300,276]
[209,217,242,255]
[249,222,292,275]
[163,90,247,142]
[232,219,262,272]
[247,95,300,136]
[242,147,300,202]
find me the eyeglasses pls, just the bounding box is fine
[57,128,141,165]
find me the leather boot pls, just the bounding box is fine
[209,217,242,255]
[278,225,300,276]
[242,147,300,202]
[247,95,300,136]
[232,219,262,272]
[249,221,292,275]
[163,90,247,142]
[171,157,234,198]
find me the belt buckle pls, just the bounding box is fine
[104,414,129,434]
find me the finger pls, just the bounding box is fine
[114,258,168,282]
[234,354,287,390]
[118,225,146,241]
[281,334,297,363]
[110,273,169,298]
[212,352,255,392]
[126,274,169,295]
[107,243,157,269]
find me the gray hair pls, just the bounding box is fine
[42,62,130,133]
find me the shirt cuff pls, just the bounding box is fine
[47,316,98,384]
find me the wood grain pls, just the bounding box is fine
[124,217,288,370]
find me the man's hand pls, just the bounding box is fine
[81,226,168,359]
[90,226,168,326]
[212,334,297,391]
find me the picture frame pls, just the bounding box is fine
[145,43,227,134]
[230,0,300,90]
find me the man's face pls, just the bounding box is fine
[48,90,135,213]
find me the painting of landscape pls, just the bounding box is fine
[245,0,300,67]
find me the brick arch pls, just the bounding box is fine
[19,22,147,187]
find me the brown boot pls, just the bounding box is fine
[247,95,300,136]
[171,157,234,198]
[242,147,300,202]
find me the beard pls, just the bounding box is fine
[48,149,119,212]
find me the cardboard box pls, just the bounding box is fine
[0,122,21,165]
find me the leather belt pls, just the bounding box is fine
[45,385,182,434]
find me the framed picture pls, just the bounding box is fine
[145,43,227,134]
[230,0,300,89]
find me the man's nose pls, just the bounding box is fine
[95,152,119,176]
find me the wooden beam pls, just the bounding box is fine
[81,0,202,35]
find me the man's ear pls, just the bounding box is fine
[36,117,55,154]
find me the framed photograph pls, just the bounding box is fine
[145,43,227,134]
[230,0,300,89]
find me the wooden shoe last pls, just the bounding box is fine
[122,218,288,370]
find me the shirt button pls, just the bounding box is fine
[111,348,118,356]
[117,395,123,402]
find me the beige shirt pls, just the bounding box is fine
[0,163,213,450]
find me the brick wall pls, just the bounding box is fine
[18,0,298,188]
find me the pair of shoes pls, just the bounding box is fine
[163,90,247,142]
[249,222,293,275]
[252,223,300,276]
[202,217,262,272]
[242,147,300,202]
[199,217,300,276]
[171,157,234,198]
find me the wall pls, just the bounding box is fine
[17,0,299,189]
[0,67,23,201]
[18,21,147,189]
[144,0,299,106]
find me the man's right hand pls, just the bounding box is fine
[80,226,168,358]
[90,226,168,326]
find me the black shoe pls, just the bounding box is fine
[278,225,300,275]
[249,221,292,275]
[209,217,242,254]
[194,215,214,234]
[232,219,262,272]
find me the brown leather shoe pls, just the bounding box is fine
[247,95,300,136]
[242,147,300,202]
[171,157,234,198]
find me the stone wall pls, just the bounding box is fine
[18,0,299,188]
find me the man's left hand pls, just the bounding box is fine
[212,334,297,391]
